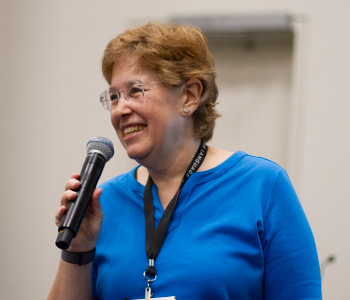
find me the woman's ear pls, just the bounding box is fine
[182,78,203,116]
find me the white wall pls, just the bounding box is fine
[1,1,349,299]
[210,36,293,168]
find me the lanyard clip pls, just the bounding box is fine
[143,271,157,286]
[143,260,157,286]
[144,260,156,300]
[144,258,157,281]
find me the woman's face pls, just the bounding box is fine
[110,56,187,165]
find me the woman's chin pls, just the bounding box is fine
[125,146,146,161]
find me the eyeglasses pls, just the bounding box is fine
[100,80,159,112]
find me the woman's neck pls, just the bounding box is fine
[153,140,200,178]
[136,139,202,208]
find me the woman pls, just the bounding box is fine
[48,22,322,300]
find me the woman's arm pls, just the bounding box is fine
[47,259,94,300]
[262,169,322,299]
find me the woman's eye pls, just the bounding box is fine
[129,87,143,98]
[110,93,119,101]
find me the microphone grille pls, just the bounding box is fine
[86,136,114,162]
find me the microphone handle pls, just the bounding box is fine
[55,153,106,250]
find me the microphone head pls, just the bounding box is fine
[86,136,114,162]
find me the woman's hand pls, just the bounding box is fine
[55,173,103,252]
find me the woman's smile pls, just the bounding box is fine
[123,125,147,136]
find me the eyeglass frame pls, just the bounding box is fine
[99,80,159,112]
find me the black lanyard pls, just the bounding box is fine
[143,141,208,278]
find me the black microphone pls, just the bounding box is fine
[55,136,114,250]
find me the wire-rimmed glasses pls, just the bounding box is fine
[100,80,159,112]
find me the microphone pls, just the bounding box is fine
[55,136,114,250]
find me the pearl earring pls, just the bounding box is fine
[184,108,190,114]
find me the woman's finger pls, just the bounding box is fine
[65,178,80,191]
[55,206,67,226]
[60,190,77,207]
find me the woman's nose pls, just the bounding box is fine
[112,97,132,118]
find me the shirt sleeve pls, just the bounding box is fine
[262,169,322,300]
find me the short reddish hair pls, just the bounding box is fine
[102,22,220,142]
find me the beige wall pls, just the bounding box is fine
[1,1,349,299]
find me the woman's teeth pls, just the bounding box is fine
[124,125,146,135]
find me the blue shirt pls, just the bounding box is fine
[92,151,322,299]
